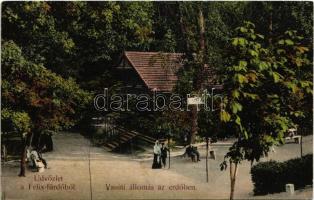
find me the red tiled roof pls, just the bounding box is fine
[124,51,184,92]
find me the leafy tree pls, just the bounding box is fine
[1,109,31,175]
[2,40,92,176]
[245,2,313,43]
[1,2,313,189]
[2,1,154,91]
[1,109,31,136]
[219,22,312,200]
[2,2,75,77]
[171,2,247,144]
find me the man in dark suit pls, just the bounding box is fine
[192,146,200,162]
[183,145,196,162]
[160,143,169,168]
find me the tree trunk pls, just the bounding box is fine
[190,7,206,145]
[19,133,33,177]
[180,5,208,144]
[199,8,205,53]
[229,161,238,200]
[178,3,190,51]
[1,144,7,162]
[197,7,206,87]
[190,106,198,144]
[18,140,27,177]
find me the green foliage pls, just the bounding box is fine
[251,160,287,194]
[2,1,154,90]
[1,2,312,144]
[221,21,312,164]
[2,40,92,133]
[198,110,217,138]
[245,2,313,43]
[251,154,313,195]
[1,108,31,137]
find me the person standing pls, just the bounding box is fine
[160,143,169,168]
[152,140,162,169]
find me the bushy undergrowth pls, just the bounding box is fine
[251,154,312,195]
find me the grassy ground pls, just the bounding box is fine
[1,132,312,200]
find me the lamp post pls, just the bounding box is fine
[204,85,223,182]
[205,136,209,183]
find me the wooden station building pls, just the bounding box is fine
[115,51,218,93]
[115,51,184,93]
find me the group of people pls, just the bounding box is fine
[152,140,203,169]
[152,140,169,169]
[183,144,201,162]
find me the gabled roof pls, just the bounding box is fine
[119,51,217,92]
[123,51,184,92]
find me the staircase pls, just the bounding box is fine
[103,127,155,151]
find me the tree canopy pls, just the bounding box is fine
[1,1,312,182]
[2,40,91,135]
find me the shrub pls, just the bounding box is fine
[251,154,313,195]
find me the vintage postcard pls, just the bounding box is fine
[1,1,313,200]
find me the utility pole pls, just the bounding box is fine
[168,136,171,169]
[167,128,172,169]
[206,137,209,182]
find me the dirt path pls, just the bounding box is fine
[1,132,312,200]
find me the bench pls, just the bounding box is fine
[182,146,200,162]
[285,135,301,144]
[182,150,196,162]
[285,128,301,144]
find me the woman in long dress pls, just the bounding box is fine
[152,140,162,169]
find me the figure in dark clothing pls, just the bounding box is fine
[37,150,48,168]
[38,133,53,152]
[192,146,200,161]
[183,145,200,162]
[160,143,169,168]
[183,145,196,162]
